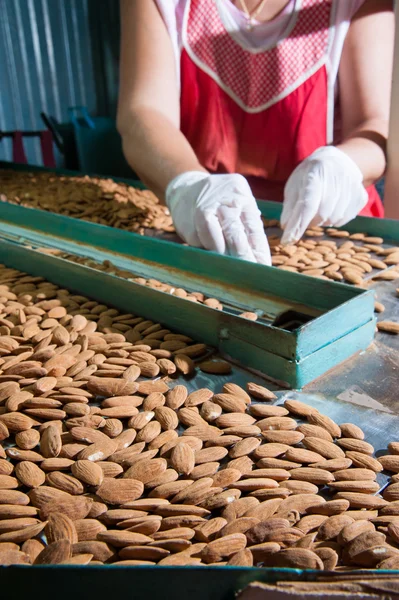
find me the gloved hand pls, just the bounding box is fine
[165,171,271,265]
[281,146,368,245]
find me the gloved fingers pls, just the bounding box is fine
[280,175,298,230]
[194,208,227,255]
[240,208,271,265]
[281,172,324,244]
[177,227,204,249]
[217,204,257,262]
[332,187,368,227]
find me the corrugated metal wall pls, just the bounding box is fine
[0,0,120,165]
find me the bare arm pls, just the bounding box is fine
[337,0,394,189]
[117,0,206,201]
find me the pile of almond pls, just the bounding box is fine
[263,219,399,287]
[0,170,174,234]
[1,263,399,569]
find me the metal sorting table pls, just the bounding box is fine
[0,163,399,599]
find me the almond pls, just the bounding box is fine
[40,425,62,458]
[334,468,376,481]
[171,478,214,505]
[46,472,85,495]
[337,438,374,454]
[307,413,341,438]
[333,492,387,509]
[0,460,13,476]
[339,423,365,440]
[170,443,195,476]
[252,443,290,459]
[337,520,375,545]
[0,550,31,565]
[268,548,323,570]
[21,539,45,563]
[283,399,318,417]
[229,437,261,459]
[173,354,195,375]
[280,480,318,495]
[296,424,333,441]
[15,462,45,488]
[296,514,328,534]
[289,468,334,485]
[71,460,104,486]
[302,437,345,460]
[215,413,256,428]
[246,382,277,401]
[40,496,93,521]
[379,455,399,473]
[87,377,138,397]
[189,463,219,480]
[45,513,78,544]
[34,540,71,564]
[306,499,350,516]
[222,383,250,403]
[226,456,254,474]
[96,478,144,505]
[72,540,116,562]
[78,439,118,462]
[309,458,353,471]
[6,448,43,462]
[0,521,46,544]
[154,406,179,430]
[97,530,153,547]
[244,498,282,520]
[194,447,228,464]
[346,452,383,472]
[383,483,399,502]
[166,386,188,410]
[200,401,222,422]
[124,458,167,484]
[256,416,297,431]
[199,360,231,375]
[213,393,247,413]
[182,425,222,441]
[329,480,380,494]
[284,448,324,464]
[0,475,18,490]
[15,429,41,450]
[0,505,38,519]
[317,514,355,540]
[201,533,247,563]
[73,519,106,542]
[261,431,304,445]
[0,412,34,432]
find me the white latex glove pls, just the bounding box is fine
[281,146,368,244]
[165,172,271,265]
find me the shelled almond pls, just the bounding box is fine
[262,219,399,290]
[0,263,398,570]
[0,170,174,235]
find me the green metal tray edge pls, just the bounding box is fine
[0,200,373,363]
[0,237,375,389]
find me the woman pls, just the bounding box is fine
[117,0,394,264]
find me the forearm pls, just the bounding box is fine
[337,119,388,188]
[118,107,207,201]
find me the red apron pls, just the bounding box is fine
[179,0,383,218]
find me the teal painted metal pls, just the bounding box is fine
[0,565,324,600]
[0,236,375,388]
[0,203,375,361]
